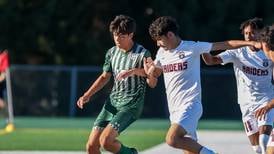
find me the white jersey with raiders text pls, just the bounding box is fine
[154,40,212,112]
[219,47,274,107]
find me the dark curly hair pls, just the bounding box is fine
[149,16,179,40]
[240,17,264,34]
[260,25,274,50]
[109,15,136,35]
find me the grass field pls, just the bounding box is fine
[0,117,244,151]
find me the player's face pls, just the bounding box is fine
[262,42,274,62]
[155,33,174,50]
[243,25,257,41]
[113,32,133,49]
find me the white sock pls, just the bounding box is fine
[252,145,262,154]
[259,134,270,154]
[199,146,216,154]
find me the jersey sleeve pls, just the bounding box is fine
[102,49,112,72]
[218,49,237,65]
[144,49,151,58]
[193,41,213,55]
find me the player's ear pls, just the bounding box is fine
[129,33,134,39]
[167,31,174,38]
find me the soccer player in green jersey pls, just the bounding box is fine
[76,15,157,154]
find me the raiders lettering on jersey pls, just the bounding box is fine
[242,66,268,76]
[163,61,188,73]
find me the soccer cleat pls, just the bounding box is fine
[130,148,138,154]
[5,123,14,133]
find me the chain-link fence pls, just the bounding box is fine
[10,65,242,119]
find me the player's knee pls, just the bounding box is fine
[86,141,100,153]
[165,134,177,147]
[99,135,114,150]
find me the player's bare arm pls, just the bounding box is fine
[143,58,162,78]
[201,40,258,65]
[143,57,158,88]
[116,68,145,81]
[202,53,223,65]
[265,51,274,62]
[77,72,112,109]
[211,40,261,51]
[116,57,155,81]
[117,57,159,88]
[255,99,274,120]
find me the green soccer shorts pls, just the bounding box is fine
[93,99,143,133]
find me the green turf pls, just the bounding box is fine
[0,117,243,151]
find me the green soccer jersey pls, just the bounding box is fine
[103,43,151,109]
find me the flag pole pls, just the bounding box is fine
[0,50,15,132]
[5,67,13,124]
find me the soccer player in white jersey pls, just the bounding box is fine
[255,25,274,154]
[202,18,274,154]
[77,15,157,154]
[145,16,260,154]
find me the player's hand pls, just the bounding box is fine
[253,41,262,50]
[77,95,90,109]
[255,105,270,120]
[116,70,133,81]
[143,58,155,76]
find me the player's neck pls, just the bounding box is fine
[171,36,181,50]
[120,40,134,52]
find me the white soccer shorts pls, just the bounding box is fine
[241,103,274,136]
[169,101,202,140]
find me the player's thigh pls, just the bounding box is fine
[100,124,119,142]
[242,111,259,136]
[256,105,274,135]
[87,128,104,146]
[93,104,116,130]
[169,102,202,140]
